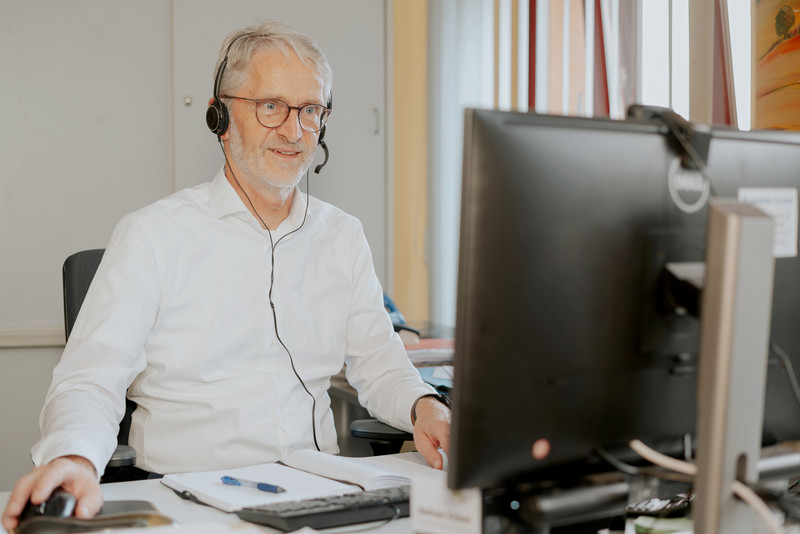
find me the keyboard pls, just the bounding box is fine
[235,485,410,531]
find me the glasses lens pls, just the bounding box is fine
[256,100,288,128]
[298,105,327,133]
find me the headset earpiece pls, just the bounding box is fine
[208,42,236,138]
[206,99,229,137]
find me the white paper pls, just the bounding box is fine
[351,451,442,478]
[432,365,454,379]
[161,462,359,512]
[411,469,482,534]
[282,449,410,490]
[160,452,433,513]
[406,348,454,365]
[738,187,798,258]
[110,522,265,533]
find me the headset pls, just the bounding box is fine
[206,33,332,173]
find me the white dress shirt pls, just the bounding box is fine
[32,168,435,475]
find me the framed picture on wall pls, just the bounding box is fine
[754,0,800,129]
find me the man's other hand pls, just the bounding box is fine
[412,397,452,470]
[1,455,102,531]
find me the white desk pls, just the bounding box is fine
[1,480,413,533]
[104,479,412,533]
[0,456,425,534]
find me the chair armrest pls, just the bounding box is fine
[350,419,413,456]
[350,419,413,441]
[107,444,136,468]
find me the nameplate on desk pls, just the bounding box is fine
[411,470,481,534]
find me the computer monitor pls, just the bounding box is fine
[448,108,800,493]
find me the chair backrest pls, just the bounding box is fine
[63,249,105,340]
[61,249,136,451]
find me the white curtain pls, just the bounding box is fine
[427,0,495,325]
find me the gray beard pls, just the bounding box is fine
[227,122,303,202]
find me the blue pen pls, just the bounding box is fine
[221,475,286,493]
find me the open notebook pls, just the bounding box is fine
[161,450,416,513]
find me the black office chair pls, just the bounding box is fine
[63,249,138,483]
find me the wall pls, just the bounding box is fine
[0,348,61,489]
[0,0,174,491]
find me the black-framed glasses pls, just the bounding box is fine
[222,96,330,133]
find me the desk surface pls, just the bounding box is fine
[0,458,422,534]
[0,481,412,534]
[105,479,412,533]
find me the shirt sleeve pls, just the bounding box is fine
[31,215,161,475]
[342,223,435,433]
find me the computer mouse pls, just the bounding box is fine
[19,489,77,521]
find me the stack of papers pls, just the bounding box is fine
[108,523,266,534]
[161,450,414,513]
[405,337,455,365]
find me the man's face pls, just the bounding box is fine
[223,48,326,193]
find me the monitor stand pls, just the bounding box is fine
[694,199,776,533]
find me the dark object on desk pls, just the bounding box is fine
[758,485,800,523]
[63,249,138,483]
[625,493,692,518]
[383,293,411,332]
[14,496,171,534]
[385,293,421,342]
[480,478,630,534]
[19,489,76,522]
[236,484,409,531]
[393,323,421,343]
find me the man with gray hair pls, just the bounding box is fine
[2,20,450,530]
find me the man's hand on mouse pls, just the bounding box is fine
[1,455,103,531]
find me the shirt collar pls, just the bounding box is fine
[209,166,311,235]
[210,166,248,219]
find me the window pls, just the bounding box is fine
[427,0,752,325]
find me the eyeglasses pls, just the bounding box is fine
[222,96,330,133]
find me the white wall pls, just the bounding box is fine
[0,0,174,491]
[0,0,388,491]
[0,348,61,490]
[1,0,175,328]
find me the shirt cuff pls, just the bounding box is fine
[392,383,437,433]
[31,434,109,479]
